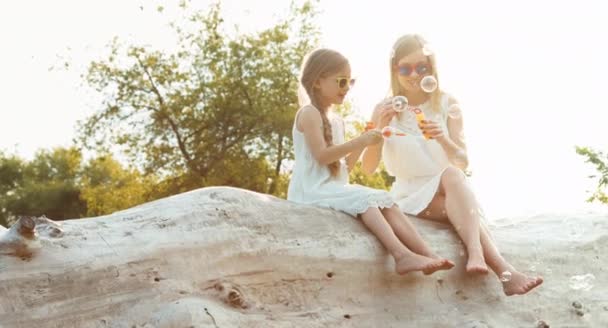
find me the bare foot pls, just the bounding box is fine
[502,271,543,296]
[395,253,454,275]
[466,253,488,274]
[423,255,455,275]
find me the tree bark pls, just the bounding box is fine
[1,187,606,327]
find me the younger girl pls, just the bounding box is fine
[287,48,453,275]
[361,34,543,295]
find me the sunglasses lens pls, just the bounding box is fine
[416,63,430,75]
[338,78,347,88]
[349,78,356,87]
[398,66,412,76]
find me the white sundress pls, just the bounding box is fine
[287,106,395,217]
[382,94,453,215]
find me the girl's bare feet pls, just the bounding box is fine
[502,270,544,296]
[423,254,455,275]
[395,253,454,275]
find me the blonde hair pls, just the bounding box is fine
[299,48,349,177]
[389,34,441,115]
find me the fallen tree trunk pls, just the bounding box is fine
[1,187,607,327]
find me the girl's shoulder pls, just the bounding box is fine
[295,104,323,131]
[297,104,321,121]
[440,91,459,107]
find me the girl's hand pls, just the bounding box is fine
[358,129,383,146]
[374,100,398,128]
[419,120,446,142]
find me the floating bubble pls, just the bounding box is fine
[447,103,462,119]
[392,96,409,112]
[500,271,512,282]
[420,75,438,93]
[422,45,434,56]
[381,126,407,139]
[569,274,595,291]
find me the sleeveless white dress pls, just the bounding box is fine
[382,94,452,215]
[287,106,395,217]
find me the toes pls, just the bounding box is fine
[527,277,543,289]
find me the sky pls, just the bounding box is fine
[1,0,607,218]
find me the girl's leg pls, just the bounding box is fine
[426,167,487,273]
[380,205,455,273]
[418,182,544,295]
[359,207,452,275]
[478,221,544,295]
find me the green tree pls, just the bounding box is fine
[0,152,25,227]
[80,155,157,216]
[1,148,86,224]
[78,1,319,197]
[576,146,608,204]
[0,148,157,226]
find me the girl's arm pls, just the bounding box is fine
[437,96,469,170]
[299,106,379,165]
[362,101,395,174]
[345,145,364,172]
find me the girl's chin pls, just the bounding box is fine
[403,87,421,93]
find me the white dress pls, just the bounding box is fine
[287,106,395,217]
[382,94,452,215]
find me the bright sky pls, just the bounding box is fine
[1,0,607,218]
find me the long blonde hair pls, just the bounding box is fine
[299,48,349,177]
[390,34,442,116]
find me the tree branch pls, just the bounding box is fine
[136,57,198,174]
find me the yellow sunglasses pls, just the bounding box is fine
[336,77,356,89]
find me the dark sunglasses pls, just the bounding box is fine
[336,77,356,89]
[395,61,431,77]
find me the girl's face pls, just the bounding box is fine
[315,64,354,107]
[394,48,432,93]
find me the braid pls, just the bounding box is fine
[316,107,340,176]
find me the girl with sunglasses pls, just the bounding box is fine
[361,35,543,295]
[288,48,454,275]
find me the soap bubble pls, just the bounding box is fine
[420,75,438,93]
[569,274,595,291]
[500,271,512,282]
[422,45,434,56]
[392,96,409,112]
[448,104,462,119]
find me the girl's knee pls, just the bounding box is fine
[381,204,401,215]
[361,206,382,218]
[441,166,466,189]
[383,205,407,223]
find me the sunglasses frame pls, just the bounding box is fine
[335,77,356,89]
[394,61,432,77]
